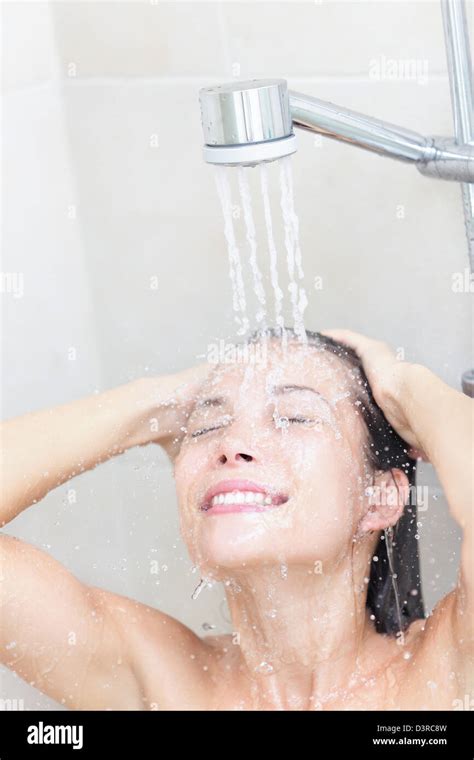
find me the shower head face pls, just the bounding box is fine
[199,79,296,166]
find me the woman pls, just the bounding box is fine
[0,328,472,710]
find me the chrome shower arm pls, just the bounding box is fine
[289,90,474,183]
[289,91,433,163]
[441,0,474,270]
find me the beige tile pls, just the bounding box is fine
[51,0,228,78]
[1,1,58,92]
[2,85,103,414]
[220,0,449,78]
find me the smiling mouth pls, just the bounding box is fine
[200,481,289,513]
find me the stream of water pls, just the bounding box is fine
[214,156,308,341]
[214,165,249,336]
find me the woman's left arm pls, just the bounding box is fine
[400,363,472,530]
[322,329,473,651]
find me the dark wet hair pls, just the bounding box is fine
[246,326,425,636]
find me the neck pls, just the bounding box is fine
[222,549,382,709]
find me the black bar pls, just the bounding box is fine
[0,710,472,757]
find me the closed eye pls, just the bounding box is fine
[190,415,233,438]
[191,424,223,438]
[274,414,322,428]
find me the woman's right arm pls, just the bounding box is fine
[0,366,210,709]
[1,369,208,525]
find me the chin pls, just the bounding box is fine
[199,520,273,571]
[189,514,312,575]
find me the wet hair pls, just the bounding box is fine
[246,326,425,636]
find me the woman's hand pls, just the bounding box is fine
[320,328,428,459]
[132,363,212,459]
[0,363,212,524]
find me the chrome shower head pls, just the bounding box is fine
[199,79,296,167]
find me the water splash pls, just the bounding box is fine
[254,661,274,675]
[214,166,249,335]
[237,167,266,325]
[191,578,210,600]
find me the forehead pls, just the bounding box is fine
[199,341,357,401]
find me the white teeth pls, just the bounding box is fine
[208,490,276,507]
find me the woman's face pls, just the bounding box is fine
[174,340,374,578]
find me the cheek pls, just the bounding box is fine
[174,445,212,547]
[283,426,343,484]
[289,429,366,538]
[174,446,204,510]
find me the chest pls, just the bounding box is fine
[202,660,460,711]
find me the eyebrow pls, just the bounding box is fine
[271,384,333,413]
[194,396,228,409]
[193,386,331,412]
[272,384,328,400]
[195,383,329,409]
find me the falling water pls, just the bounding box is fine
[237,167,266,325]
[384,526,406,646]
[259,163,284,333]
[283,156,305,281]
[213,156,307,342]
[279,157,308,343]
[214,166,249,335]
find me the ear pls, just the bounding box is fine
[359,468,409,533]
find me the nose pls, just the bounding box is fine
[213,410,264,466]
[216,442,256,466]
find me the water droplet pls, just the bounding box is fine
[191,579,208,600]
[254,661,274,674]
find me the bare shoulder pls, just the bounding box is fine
[413,589,465,661]
[398,590,472,707]
[96,587,221,710]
